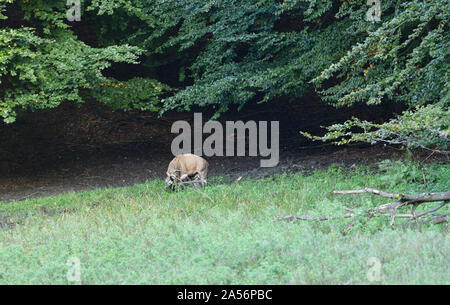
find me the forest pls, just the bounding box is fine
[0,0,449,285]
[1,0,448,149]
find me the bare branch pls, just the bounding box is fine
[272,213,354,223]
[421,168,427,186]
[411,203,419,219]
[333,188,450,203]
[414,201,448,219]
[274,189,450,229]
[374,201,405,213]
[333,188,399,199]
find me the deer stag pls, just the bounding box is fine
[165,153,208,191]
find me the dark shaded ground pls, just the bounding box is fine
[0,97,413,202]
[0,144,407,202]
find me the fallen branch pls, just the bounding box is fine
[272,206,355,223]
[414,201,448,219]
[332,188,450,203]
[273,188,450,229]
[272,213,354,223]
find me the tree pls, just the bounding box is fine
[0,0,167,123]
[306,0,449,152]
[1,0,448,152]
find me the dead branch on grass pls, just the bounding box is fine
[273,188,449,229]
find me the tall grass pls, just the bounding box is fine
[0,161,449,284]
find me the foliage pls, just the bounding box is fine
[137,0,361,114]
[302,104,449,151]
[90,77,170,112]
[0,0,448,151]
[0,163,449,284]
[378,159,431,187]
[314,0,449,108]
[0,0,166,123]
[308,0,449,151]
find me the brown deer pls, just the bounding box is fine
[165,154,208,191]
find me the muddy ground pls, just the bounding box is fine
[0,97,431,203]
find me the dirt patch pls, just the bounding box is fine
[0,97,422,203]
[0,143,408,203]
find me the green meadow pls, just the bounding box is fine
[0,161,449,284]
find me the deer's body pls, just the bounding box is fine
[165,154,208,190]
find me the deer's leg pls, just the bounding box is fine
[188,173,199,188]
[195,172,207,188]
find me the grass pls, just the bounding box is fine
[0,160,449,284]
